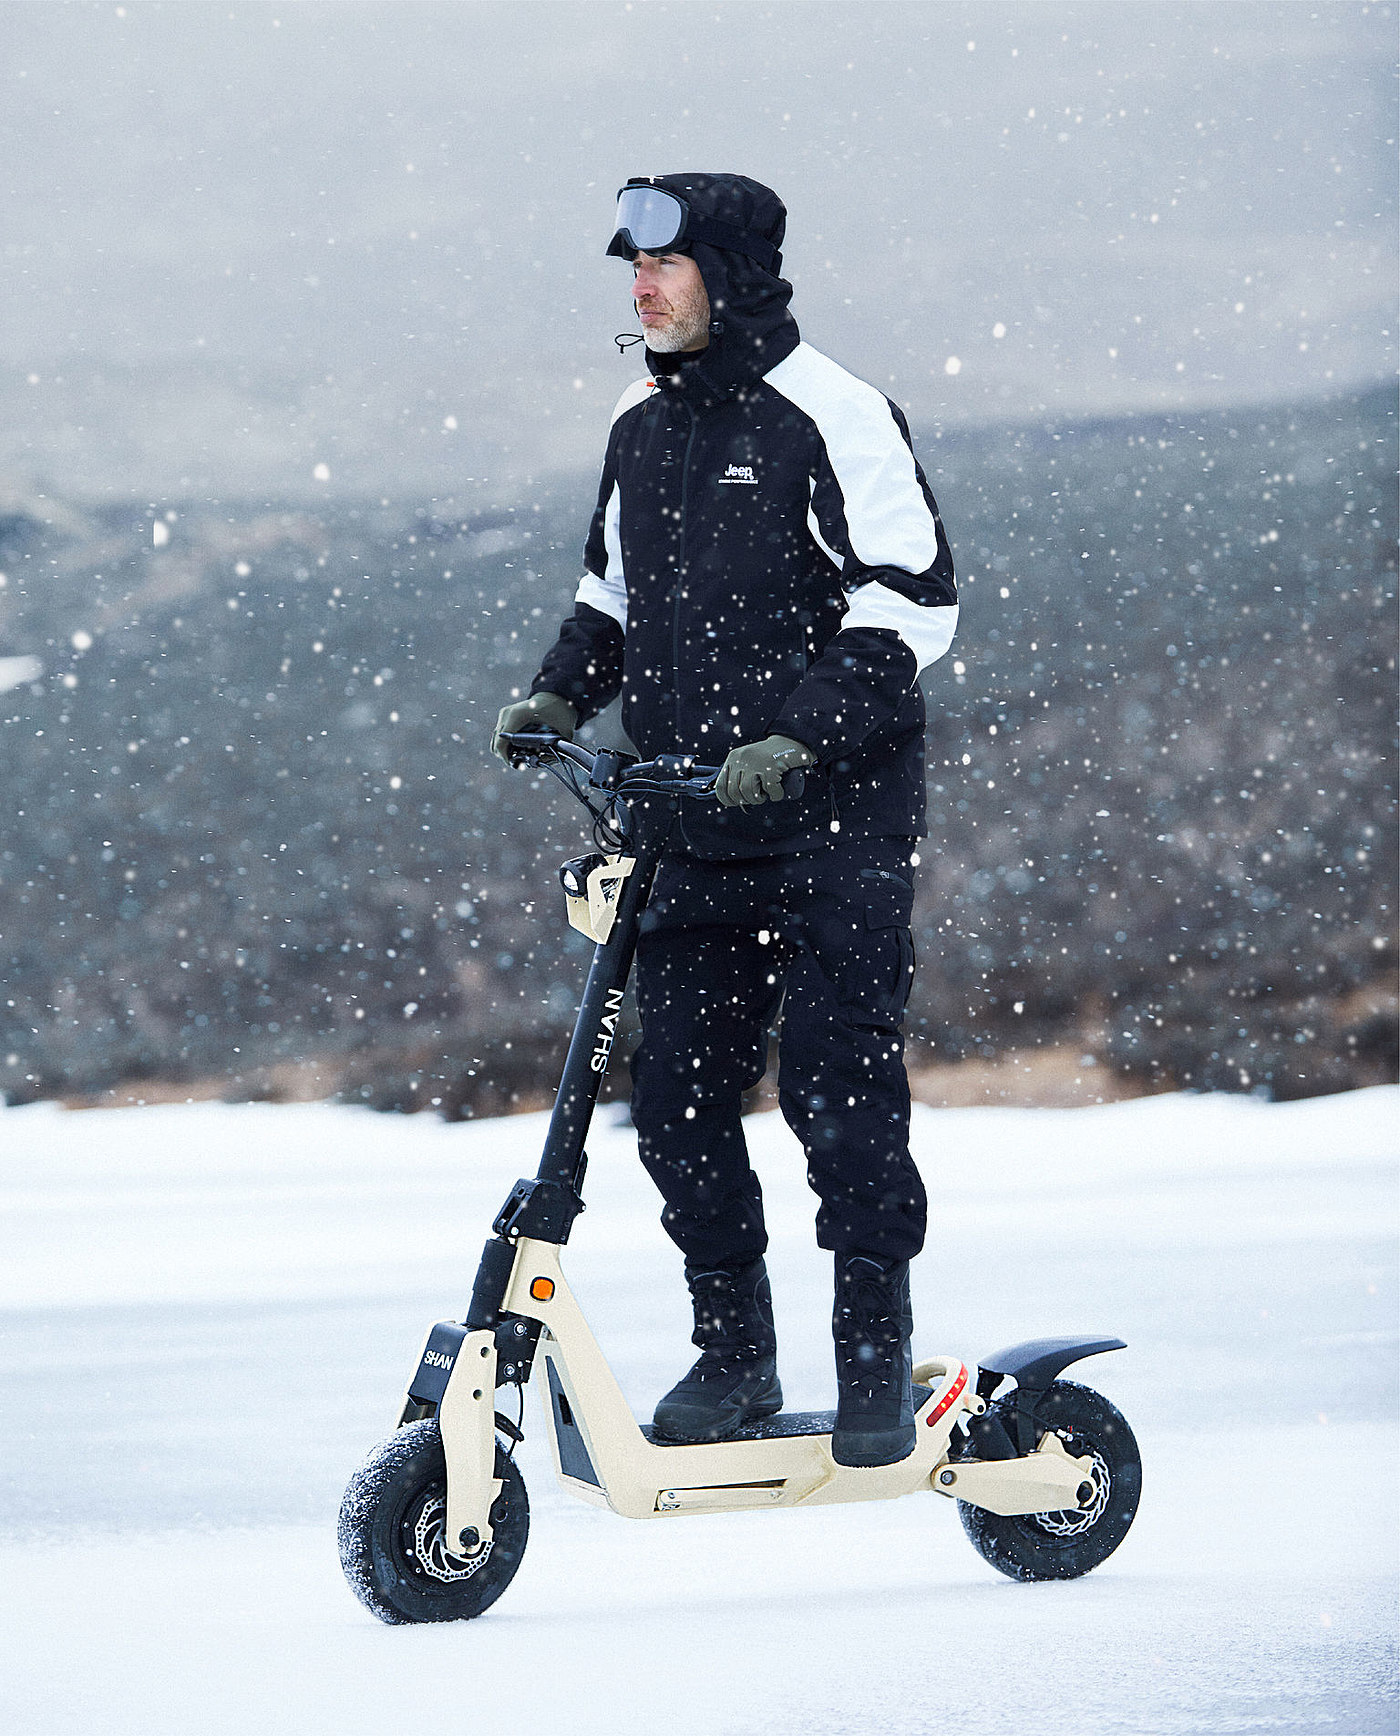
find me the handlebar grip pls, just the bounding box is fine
[782,768,806,800]
[499,727,563,762]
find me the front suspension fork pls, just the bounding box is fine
[398,1276,542,1552]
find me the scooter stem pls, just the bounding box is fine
[531,793,677,1201]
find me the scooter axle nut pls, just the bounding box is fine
[938,1469,956,1486]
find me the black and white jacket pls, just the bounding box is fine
[533,210,956,858]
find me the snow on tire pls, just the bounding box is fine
[338,1416,529,1624]
[958,1378,1141,1582]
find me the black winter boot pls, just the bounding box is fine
[652,1257,783,1442]
[830,1253,916,1467]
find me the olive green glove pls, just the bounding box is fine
[491,691,578,763]
[714,734,817,808]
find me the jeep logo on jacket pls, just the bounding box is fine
[533,172,958,860]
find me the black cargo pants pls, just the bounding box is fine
[629,839,926,1268]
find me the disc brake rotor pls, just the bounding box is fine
[1028,1441,1111,1539]
[405,1491,493,1583]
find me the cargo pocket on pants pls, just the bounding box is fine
[862,904,916,1024]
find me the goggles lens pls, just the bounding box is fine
[612,185,687,255]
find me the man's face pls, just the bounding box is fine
[631,250,710,353]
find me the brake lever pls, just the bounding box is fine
[620,775,717,799]
[500,727,564,770]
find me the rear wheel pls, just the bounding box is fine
[338,1417,529,1624]
[957,1378,1140,1581]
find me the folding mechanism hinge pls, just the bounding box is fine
[492,1175,586,1242]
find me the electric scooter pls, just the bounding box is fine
[338,733,1142,1624]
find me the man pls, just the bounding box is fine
[493,173,957,1467]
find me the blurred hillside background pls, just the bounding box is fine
[0,1,1394,1113]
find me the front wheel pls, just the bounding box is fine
[957,1378,1141,1582]
[338,1417,529,1624]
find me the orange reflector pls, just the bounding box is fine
[530,1277,555,1302]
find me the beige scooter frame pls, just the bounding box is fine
[348,735,1133,1624]
[425,1235,1099,1552]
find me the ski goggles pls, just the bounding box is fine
[605,182,781,273]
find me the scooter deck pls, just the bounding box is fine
[641,1387,934,1446]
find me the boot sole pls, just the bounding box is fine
[829,1424,918,1468]
[652,1392,784,1444]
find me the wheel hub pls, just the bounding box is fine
[1029,1442,1111,1538]
[406,1491,493,1583]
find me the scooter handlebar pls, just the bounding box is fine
[496,730,804,800]
[631,753,806,800]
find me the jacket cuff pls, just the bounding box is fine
[531,601,626,725]
[769,626,918,764]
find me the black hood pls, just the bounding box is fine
[635,172,800,399]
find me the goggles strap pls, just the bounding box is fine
[681,214,780,274]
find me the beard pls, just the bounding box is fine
[637,280,711,354]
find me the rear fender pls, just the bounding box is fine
[977,1336,1126,1455]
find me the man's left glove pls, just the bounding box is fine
[491,691,578,763]
[714,734,817,808]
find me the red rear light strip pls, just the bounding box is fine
[925,1362,968,1426]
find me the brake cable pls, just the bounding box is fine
[523,745,717,850]
[538,754,612,829]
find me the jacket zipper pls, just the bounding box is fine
[673,400,699,849]
[672,400,699,745]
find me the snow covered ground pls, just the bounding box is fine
[1,1087,1396,1735]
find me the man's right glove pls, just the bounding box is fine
[491,691,578,763]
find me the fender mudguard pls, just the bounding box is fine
[977,1336,1126,1455]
